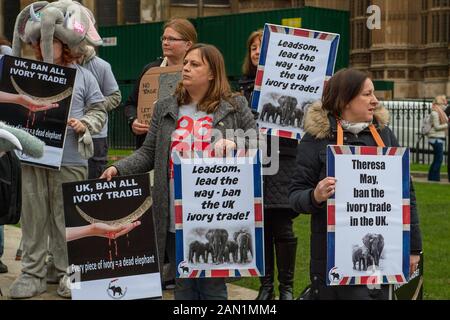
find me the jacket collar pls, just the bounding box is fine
[161,95,179,120]
[304,101,390,139]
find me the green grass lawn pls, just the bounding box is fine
[411,163,447,173]
[234,182,450,300]
[107,150,448,299]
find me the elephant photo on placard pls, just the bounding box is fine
[352,244,372,271]
[362,233,385,267]
[351,233,385,272]
[223,240,239,263]
[278,95,298,127]
[233,229,253,264]
[205,228,229,264]
[188,240,208,264]
[260,103,280,123]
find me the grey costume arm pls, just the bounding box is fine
[80,101,107,135]
[104,90,122,112]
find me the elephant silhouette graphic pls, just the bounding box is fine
[181,266,189,274]
[331,271,340,280]
[107,280,126,298]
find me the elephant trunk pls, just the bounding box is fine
[40,7,64,63]
[11,16,23,57]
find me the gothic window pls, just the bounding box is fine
[421,15,428,44]
[171,0,230,4]
[96,0,117,26]
[123,0,140,24]
[432,13,439,42]
[441,13,449,42]
[422,0,428,10]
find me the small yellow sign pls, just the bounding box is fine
[281,18,302,28]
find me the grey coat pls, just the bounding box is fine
[113,94,256,272]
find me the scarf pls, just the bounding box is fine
[340,119,371,135]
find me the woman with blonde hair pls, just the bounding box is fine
[124,18,197,149]
[427,95,448,181]
[102,43,256,299]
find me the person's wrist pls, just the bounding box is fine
[313,188,322,204]
[127,116,136,126]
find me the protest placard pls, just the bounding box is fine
[62,173,161,300]
[137,65,182,125]
[0,55,76,169]
[173,152,264,278]
[326,145,410,286]
[252,24,339,139]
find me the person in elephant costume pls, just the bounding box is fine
[239,30,300,300]
[8,0,107,299]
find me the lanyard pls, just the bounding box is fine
[336,122,385,147]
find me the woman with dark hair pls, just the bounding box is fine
[239,29,299,300]
[124,18,197,149]
[239,30,262,104]
[289,68,422,299]
[102,43,256,300]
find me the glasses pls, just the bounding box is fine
[160,36,186,43]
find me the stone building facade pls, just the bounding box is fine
[2,0,448,98]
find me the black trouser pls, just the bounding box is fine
[88,138,108,179]
[263,209,295,269]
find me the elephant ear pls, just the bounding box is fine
[80,5,103,46]
[205,230,213,241]
[12,1,49,57]
[278,96,287,106]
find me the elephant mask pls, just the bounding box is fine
[12,0,102,63]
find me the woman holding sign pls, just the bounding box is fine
[289,68,422,300]
[240,30,299,300]
[124,18,197,149]
[9,35,106,299]
[102,44,256,300]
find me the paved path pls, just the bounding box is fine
[0,225,257,300]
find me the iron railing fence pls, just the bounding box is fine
[381,99,448,165]
[107,99,448,166]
